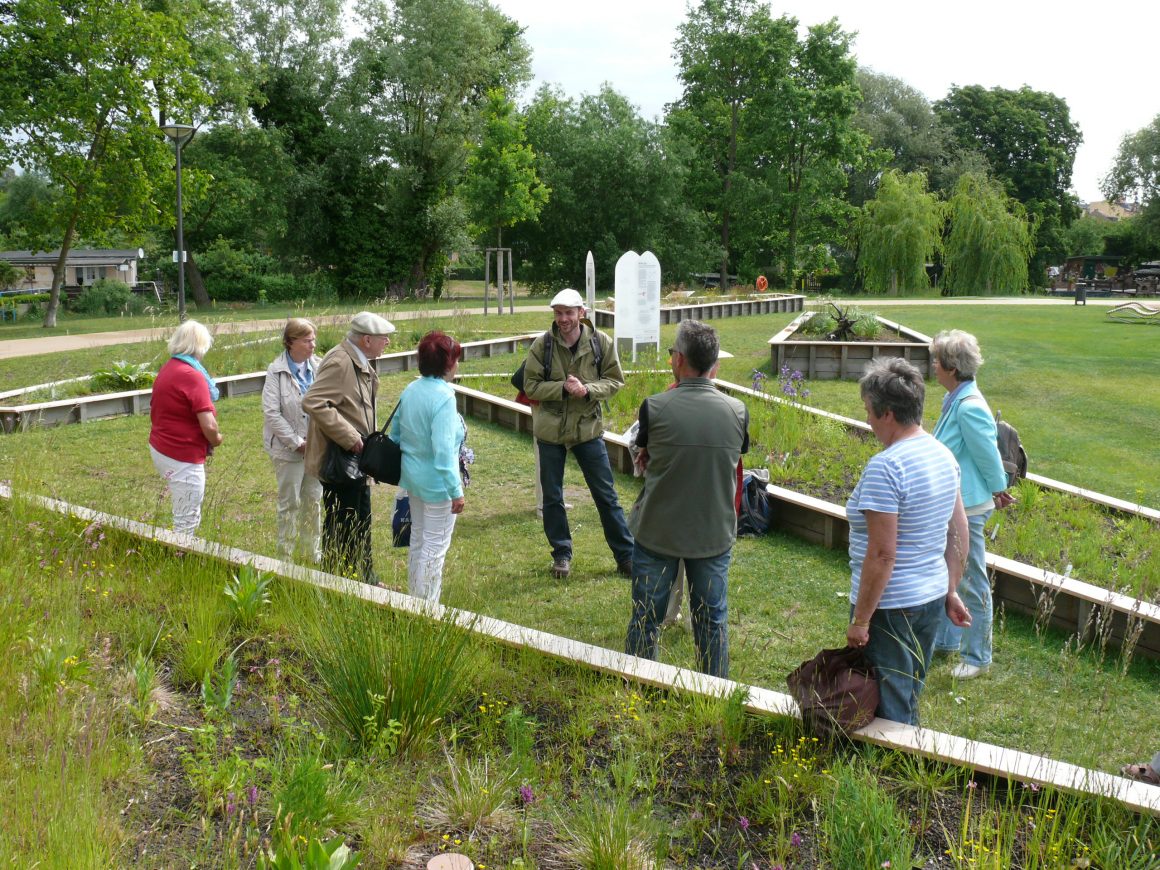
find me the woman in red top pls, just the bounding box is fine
[149,320,223,534]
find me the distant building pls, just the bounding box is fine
[0,248,144,292]
[1081,200,1140,221]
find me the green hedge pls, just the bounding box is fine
[0,292,51,304]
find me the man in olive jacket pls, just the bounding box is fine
[522,288,633,579]
[303,311,394,584]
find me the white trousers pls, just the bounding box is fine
[150,445,205,535]
[407,496,457,602]
[272,457,323,561]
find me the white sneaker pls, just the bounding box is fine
[951,663,990,680]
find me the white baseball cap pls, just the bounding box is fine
[550,287,585,309]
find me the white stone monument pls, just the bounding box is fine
[613,250,661,361]
[585,250,595,311]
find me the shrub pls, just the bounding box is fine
[90,360,155,392]
[71,279,147,316]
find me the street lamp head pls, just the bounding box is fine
[160,123,195,145]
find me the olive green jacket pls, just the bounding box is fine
[522,322,623,447]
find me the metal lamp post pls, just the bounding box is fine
[160,123,195,322]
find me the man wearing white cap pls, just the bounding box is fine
[303,311,395,584]
[522,288,634,578]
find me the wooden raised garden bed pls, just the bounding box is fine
[770,311,933,380]
[592,293,804,329]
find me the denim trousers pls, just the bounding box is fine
[626,542,731,678]
[934,510,993,666]
[150,445,205,535]
[861,595,944,726]
[538,437,633,564]
[321,479,375,583]
[407,495,457,603]
[272,457,322,562]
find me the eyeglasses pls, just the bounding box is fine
[668,346,680,356]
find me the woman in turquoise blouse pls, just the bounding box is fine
[930,330,1013,679]
[391,332,466,602]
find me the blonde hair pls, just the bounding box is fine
[167,320,213,359]
[282,317,317,351]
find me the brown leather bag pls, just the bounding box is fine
[787,646,879,738]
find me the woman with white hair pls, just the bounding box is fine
[149,320,223,534]
[929,329,1013,680]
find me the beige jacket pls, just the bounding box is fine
[302,339,378,480]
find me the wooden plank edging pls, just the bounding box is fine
[2,481,1156,818]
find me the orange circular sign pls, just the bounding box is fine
[756,275,768,291]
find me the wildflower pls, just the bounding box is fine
[225,792,236,818]
[518,784,535,805]
[967,780,978,789]
[247,785,259,807]
[738,816,749,832]
[791,831,802,847]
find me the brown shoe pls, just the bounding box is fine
[551,558,571,578]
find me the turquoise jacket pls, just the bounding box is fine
[932,380,1008,509]
[390,376,464,503]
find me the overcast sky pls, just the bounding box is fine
[490,0,1159,204]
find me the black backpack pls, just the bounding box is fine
[736,472,771,537]
[995,410,1028,488]
[511,330,603,393]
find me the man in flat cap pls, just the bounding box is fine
[303,311,395,583]
[522,288,633,579]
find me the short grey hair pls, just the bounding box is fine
[930,329,984,381]
[167,320,213,359]
[860,357,925,426]
[674,320,719,375]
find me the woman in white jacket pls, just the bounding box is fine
[263,318,323,561]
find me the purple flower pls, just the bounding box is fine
[791,831,802,847]
[968,780,978,789]
[225,792,236,817]
[518,784,535,805]
[247,785,259,807]
[738,816,750,832]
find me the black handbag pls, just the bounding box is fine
[319,440,365,485]
[787,646,879,738]
[359,401,402,485]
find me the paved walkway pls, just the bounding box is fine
[0,296,1123,360]
[0,306,540,360]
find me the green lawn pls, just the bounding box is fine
[1,377,1156,775]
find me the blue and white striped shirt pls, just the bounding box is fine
[847,432,960,609]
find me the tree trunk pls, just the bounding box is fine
[43,213,80,328]
[185,250,212,309]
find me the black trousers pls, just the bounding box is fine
[321,479,375,583]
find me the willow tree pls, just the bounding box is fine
[856,170,943,294]
[943,173,1037,295]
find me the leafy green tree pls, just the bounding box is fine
[0,0,213,326]
[943,172,1036,295]
[1102,114,1160,265]
[0,170,57,243]
[178,124,295,303]
[765,18,867,285]
[512,85,710,290]
[935,85,1082,286]
[1102,113,1160,207]
[1061,214,1112,258]
[462,88,549,250]
[337,0,532,297]
[856,170,943,294]
[669,0,796,287]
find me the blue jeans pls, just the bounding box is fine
[626,542,731,678]
[860,596,944,726]
[934,511,993,667]
[538,437,633,564]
